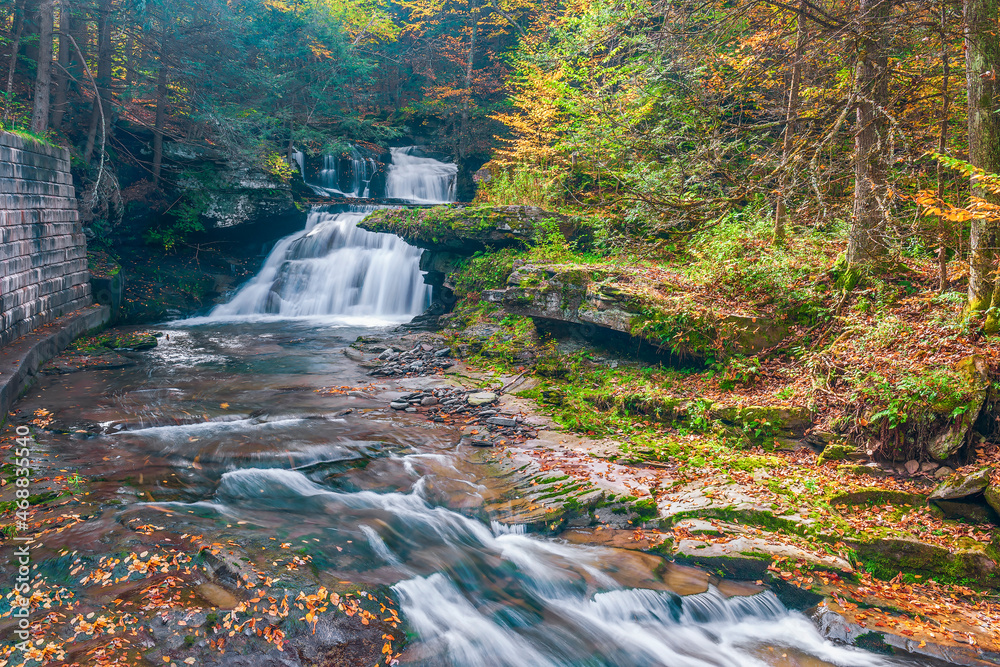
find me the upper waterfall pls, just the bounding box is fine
[200,147,457,324]
[385,147,457,203]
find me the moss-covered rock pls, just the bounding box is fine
[486,263,792,358]
[926,356,990,461]
[850,537,998,588]
[711,404,812,437]
[359,205,582,253]
[987,482,1000,516]
[928,466,992,501]
[817,442,860,465]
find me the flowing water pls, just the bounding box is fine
[207,147,457,323]
[295,146,378,198]
[12,151,940,665]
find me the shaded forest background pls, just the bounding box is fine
[1,0,999,317]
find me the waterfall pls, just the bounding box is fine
[317,148,377,198]
[294,146,376,198]
[203,148,457,323]
[385,146,458,203]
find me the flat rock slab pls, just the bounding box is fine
[45,348,133,372]
[674,535,853,577]
[467,391,498,406]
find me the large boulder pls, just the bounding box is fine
[926,356,990,461]
[485,264,792,358]
[984,479,1000,515]
[928,466,992,501]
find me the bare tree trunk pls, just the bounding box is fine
[965,0,1000,329]
[6,0,23,98]
[152,29,170,186]
[50,0,68,129]
[846,0,891,280]
[29,0,54,135]
[935,0,950,292]
[458,5,478,162]
[124,33,136,88]
[82,0,112,163]
[773,0,807,245]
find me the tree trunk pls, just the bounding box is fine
[29,0,54,135]
[458,5,478,162]
[50,0,68,129]
[82,0,112,163]
[21,0,40,73]
[846,0,891,278]
[965,0,1000,328]
[773,0,807,245]
[124,33,136,88]
[935,0,950,293]
[6,0,23,98]
[152,30,170,186]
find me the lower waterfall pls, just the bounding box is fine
[207,207,430,322]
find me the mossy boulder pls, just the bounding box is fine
[850,537,999,588]
[928,466,992,501]
[486,264,791,358]
[926,356,990,461]
[359,205,581,253]
[987,482,1000,516]
[817,442,861,465]
[711,404,812,437]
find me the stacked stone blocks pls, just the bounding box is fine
[0,132,91,347]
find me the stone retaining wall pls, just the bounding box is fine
[0,132,91,347]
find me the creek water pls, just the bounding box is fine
[14,151,938,665]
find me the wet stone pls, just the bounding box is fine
[487,417,517,427]
[420,396,439,406]
[468,392,498,406]
[405,407,418,413]
[390,401,409,410]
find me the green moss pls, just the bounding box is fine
[817,443,858,465]
[854,632,895,655]
[632,498,659,522]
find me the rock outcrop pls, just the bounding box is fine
[484,264,793,358]
[359,205,584,253]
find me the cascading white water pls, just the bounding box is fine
[293,146,376,198]
[317,148,376,198]
[385,146,458,203]
[208,208,430,322]
[204,148,457,323]
[205,467,905,667]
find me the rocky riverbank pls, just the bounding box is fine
[347,326,1000,665]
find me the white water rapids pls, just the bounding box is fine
[200,466,916,667]
[206,147,456,323]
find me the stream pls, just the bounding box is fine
[6,149,943,666]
